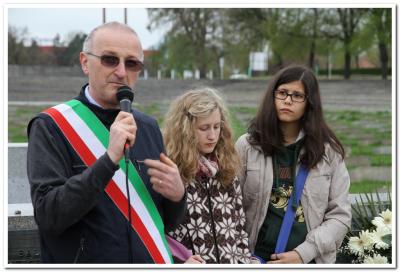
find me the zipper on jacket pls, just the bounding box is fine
[73,237,85,263]
[205,178,221,264]
[185,223,196,256]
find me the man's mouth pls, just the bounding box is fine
[109,82,126,87]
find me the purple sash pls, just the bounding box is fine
[166,235,192,262]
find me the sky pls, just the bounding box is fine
[8,8,168,50]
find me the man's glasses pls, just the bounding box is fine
[85,52,144,72]
[274,89,307,103]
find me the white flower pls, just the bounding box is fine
[371,226,391,250]
[359,230,375,251]
[380,209,392,230]
[348,236,365,256]
[348,230,374,256]
[372,209,392,231]
[363,253,388,264]
[344,209,392,264]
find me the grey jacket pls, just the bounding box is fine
[235,134,352,264]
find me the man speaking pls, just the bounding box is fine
[27,22,186,263]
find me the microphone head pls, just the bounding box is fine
[116,86,134,102]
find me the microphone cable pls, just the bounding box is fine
[116,85,135,263]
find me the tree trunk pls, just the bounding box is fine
[308,8,318,69]
[197,46,207,79]
[344,46,351,79]
[378,42,388,79]
[308,40,315,69]
[199,65,207,79]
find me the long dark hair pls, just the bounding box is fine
[248,65,345,169]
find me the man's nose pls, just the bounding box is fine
[114,60,127,78]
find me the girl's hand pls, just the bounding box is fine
[267,251,303,264]
[184,255,205,264]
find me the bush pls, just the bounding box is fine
[336,190,392,264]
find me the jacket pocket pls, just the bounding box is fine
[242,163,261,220]
[242,190,257,213]
[304,174,331,218]
[243,163,261,195]
[71,164,88,175]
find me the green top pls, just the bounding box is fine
[254,140,308,262]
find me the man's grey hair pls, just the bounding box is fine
[82,21,144,62]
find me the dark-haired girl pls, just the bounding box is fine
[235,65,351,264]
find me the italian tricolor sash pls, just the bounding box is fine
[43,99,173,264]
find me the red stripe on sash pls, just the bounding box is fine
[44,107,165,263]
[105,182,164,263]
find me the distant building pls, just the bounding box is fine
[38,45,65,57]
[357,54,377,69]
[143,50,160,77]
[143,50,158,59]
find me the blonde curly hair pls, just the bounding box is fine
[163,87,239,186]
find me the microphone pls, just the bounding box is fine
[116,86,134,162]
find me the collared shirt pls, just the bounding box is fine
[84,85,102,108]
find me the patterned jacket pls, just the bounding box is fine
[169,176,252,264]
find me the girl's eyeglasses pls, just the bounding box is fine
[274,89,307,103]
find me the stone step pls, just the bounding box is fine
[349,166,392,182]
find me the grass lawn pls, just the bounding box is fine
[8,105,48,143]
[349,180,391,194]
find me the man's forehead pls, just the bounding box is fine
[92,28,141,54]
[93,26,138,42]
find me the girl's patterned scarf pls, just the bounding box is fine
[195,155,219,180]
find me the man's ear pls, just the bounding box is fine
[80,52,89,75]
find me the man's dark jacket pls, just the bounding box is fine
[27,85,186,263]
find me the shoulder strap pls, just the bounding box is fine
[274,164,309,254]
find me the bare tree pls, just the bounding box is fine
[148,8,223,78]
[369,8,391,79]
[321,8,368,79]
[8,26,29,64]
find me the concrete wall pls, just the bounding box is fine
[8,65,83,77]
[8,144,31,204]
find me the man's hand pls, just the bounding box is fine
[107,111,137,164]
[267,251,303,264]
[144,153,185,202]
